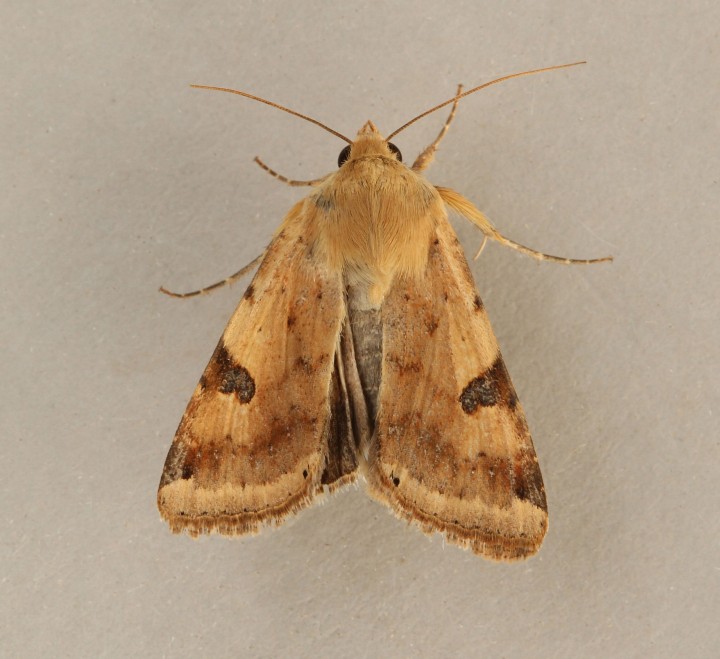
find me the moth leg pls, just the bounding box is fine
[411,84,463,173]
[472,235,488,261]
[254,156,327,187]
[437,186,613,265]
[159,252,265,298]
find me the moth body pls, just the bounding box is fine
[311,121,440,305]
[159,68,607,560]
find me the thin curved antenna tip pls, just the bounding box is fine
[190,84,352,144]
[387,61,587,140]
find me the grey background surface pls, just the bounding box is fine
[3,1,719,657]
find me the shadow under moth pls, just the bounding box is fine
[157,62,611,561]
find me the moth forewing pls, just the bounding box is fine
[157,203,350,536]
[366,215,547,561]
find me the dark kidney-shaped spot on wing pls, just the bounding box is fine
[459,356,517,414]
[207,344,256,403]
[219,365,256,403]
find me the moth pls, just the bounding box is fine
[157,62,611,561]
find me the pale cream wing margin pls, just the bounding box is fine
[158,201,348,536]
[368,215,548,561]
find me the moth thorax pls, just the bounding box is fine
[312,153,443,304]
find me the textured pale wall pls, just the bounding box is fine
[3,1,719,657]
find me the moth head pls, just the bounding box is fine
[337,121,402,167]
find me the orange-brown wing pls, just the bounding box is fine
[367,215,548,561]
[157,202,353,536]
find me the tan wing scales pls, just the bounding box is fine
[158,201,350,536]
[367,215,548,561]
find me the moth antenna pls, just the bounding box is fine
[191,85,353,144]
[387,61,586,140]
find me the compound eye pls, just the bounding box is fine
[337,145,351,167]
[387,142,402,162]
